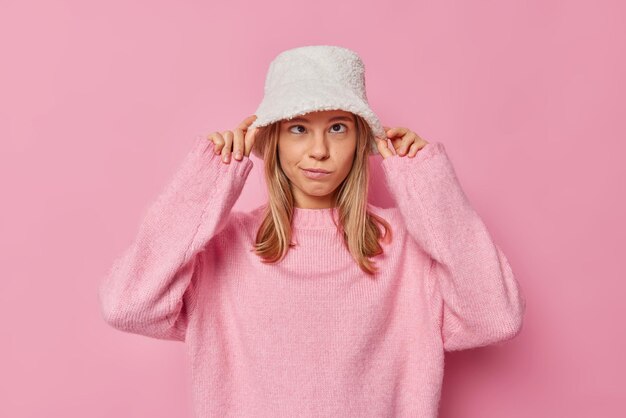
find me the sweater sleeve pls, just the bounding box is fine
[380,142,526,352]
[98,136,254,342]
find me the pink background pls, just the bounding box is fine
[2,0,624,417]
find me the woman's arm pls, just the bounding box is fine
[98,136,254,341]
[381,142,526,351]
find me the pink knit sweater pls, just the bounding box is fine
[98,136,526,417]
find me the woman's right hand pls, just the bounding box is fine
[207,115,259,163]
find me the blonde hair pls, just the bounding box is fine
[251,113,392,276]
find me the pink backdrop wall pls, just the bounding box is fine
[2,0,623,417]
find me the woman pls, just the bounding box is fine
[99,45,526,417]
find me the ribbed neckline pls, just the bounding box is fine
[292,206,340,230]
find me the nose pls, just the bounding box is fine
[308,131,330,159]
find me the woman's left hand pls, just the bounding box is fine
[376,126,429,159]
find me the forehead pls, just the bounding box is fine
[284,109,355,124]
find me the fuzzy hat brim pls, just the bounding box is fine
[248,80,385,159]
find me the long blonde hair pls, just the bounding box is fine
[251,113,392,276]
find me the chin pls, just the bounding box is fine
[299,186,334,197]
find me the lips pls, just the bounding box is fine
[301,168,332,179]
[302,168,330,173]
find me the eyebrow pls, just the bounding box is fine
[287,116,354,124]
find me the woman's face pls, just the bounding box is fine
[277,109,357,209]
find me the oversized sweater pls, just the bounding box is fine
[98,135,526,418]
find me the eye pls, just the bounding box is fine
[288,123,348,134]
[330,123,347,133]
[288,125,306,134]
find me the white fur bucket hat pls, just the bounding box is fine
[248,45,386,159]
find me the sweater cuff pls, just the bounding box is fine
[379,141,448,180]
[190,134,254,181]
[168,135,254,203]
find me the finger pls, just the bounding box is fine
[238,115,258,132]
[207,132,226,155]
[407,141,420,158]
[221,130,234,163]
[244,126,258,157]
[407,141,421,158]
[397,132,418,156]
[408,139,429,158]
[232,128,245,161]
[376,137,395,159]
[386,126,409,139]
[389,135,404,154]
